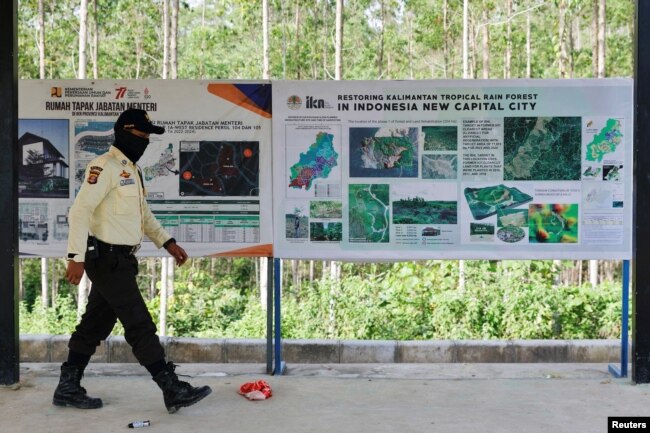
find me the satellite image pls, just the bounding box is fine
[422,154,458,180]
[349,128,418,178]
[422,125,458,151]
[503,117,581,181]
[348,183,390,243]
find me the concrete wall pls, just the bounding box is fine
[19,335,628,363]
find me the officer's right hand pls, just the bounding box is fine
[66,261,85,285]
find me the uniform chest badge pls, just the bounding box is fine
[120,170,131,178]
[87,166,103,184]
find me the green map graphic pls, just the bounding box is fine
[504,117,581,181]
[586,119,623,162]
[349,184,390,243]
[288,132,338,190]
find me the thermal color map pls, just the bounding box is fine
[288,132,338,190]
[179,140,259,197]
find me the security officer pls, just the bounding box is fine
[53,108,212,414]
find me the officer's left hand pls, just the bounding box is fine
[66,261,85,285]
[166,242,188,266]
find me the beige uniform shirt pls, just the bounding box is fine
[67,146,171,262]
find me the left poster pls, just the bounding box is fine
[18,80,272,258]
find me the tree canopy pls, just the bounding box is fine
[18,0,634,81]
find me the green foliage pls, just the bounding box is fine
[20,259,625,340]
[20,295,78,335]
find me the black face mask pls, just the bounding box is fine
[114,129,150,163]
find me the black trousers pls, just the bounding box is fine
[68,244,165,366]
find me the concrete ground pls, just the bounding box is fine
[0,363,647,433]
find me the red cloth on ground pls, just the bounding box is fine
[238,380,272,400]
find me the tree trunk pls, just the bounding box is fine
[468,15,475,78]
[162,0,169,78]
[321,0,329,79]
[281,0,288,78]
[49,259,57,308]
[160,257,168,336]
[597,0,606,77]
[482,8,489,79]
[262,0,270,79]
[569,16,575,77]
[577,260,583,286]
[78,0,88,79]
[91,0,98,78]
[505,0,512,79]
[41,257,48,307]
[592,0,598,77]
[38,0,45,79]
[589,260,599,288]
[148,258,156,301]
[294,0,301,79]
[328,261,341,338]
[291,259,299,290]
[443,0,449,78]
[335,0,343,80]
[458,260,466,291]
[377,0,385,78]
[309,260,314,287]
[260,257,268,308]
[558,0,568,78]
[526,10,531,78]
[552,259,562,286]
[170,0,179,79]
[166,256,174,297]
[462,0,469,78]
[51,259,57,305]
[18,259,24,301]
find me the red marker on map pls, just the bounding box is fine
[182,171,192,180]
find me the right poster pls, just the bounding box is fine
[272,79,633,260]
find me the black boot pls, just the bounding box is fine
[52,363,103,409]
[152,362,212,414]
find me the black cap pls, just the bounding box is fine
[114,108,165,134]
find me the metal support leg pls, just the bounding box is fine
[265,257,273,374]
[609,260,630,378]
[273,258,285,375]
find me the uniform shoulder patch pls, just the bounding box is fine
[87,166,103,184]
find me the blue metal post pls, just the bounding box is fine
[273,258,285,375]
[266,257,273,374]
[621,260,630,377]
[609,260,629,378]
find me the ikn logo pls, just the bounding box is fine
[115,87,127,99]
[306,95,326,109]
